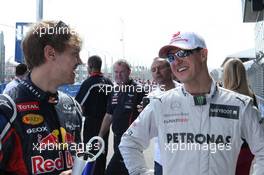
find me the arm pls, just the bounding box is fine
[241,102,264,175]
[0,125,27,174]
[119,103,158,175]
[0,94,28,174]
[98,113,112,138]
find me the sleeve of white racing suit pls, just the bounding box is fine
[241,101,264,175]
[119,101,158,175]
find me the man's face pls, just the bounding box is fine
[54,46,82,85]
[114,64,130,85]
[168,48,205,83]
[151,59,172,85]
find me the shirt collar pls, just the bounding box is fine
[90,72,103,77]
[181,80,218,106]
[20,74,59,103]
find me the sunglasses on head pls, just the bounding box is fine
[167,47,202,63]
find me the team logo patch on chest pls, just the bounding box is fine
[209,103,239,120]
[17,101,40,112]
[22,114,44,125]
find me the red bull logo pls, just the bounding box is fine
[60,127,75,143]
[38,130,59,150]
[37,128,75,151]
[31,151,73,174]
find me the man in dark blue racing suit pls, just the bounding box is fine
[75,55,113,175]
[99,59,146,175]
[0,20,83,175]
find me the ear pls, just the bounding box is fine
[200,48,208,62]
[44,45,56,62]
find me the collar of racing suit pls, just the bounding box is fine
[90,72,103,77]
[180,80,218,106]
[19,74,59,104]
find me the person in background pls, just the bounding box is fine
[75,55,113,175]
[119,31,264,175]
[3,63,28,94]
[0,20,83,175]
[223,58,258,175]
[98,59,145,175]
[149,57,180,175]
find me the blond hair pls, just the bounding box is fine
[223,58,253,98]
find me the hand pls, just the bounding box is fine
[59,169,72,175]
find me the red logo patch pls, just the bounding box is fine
[31,151,73,174]
[17,102,40,112]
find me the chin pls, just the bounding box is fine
[66,78,75,85]
[177,76,188,83]
[181,77,194,84]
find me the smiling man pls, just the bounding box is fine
[119,31,264,175]
[0,20,83,175]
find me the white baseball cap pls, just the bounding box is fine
[159,31,207,58]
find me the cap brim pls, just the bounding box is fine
[158,45,179,58]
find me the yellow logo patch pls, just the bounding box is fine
[22,114,44,125]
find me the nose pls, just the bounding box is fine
[115,72,121,78]
[171,57,183,65]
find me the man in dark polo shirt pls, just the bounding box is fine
[99,59,145,175]
[75,55,112,175]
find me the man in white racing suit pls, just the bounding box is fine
[119,31,264,175]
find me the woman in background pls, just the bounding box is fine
[223,58,258,175]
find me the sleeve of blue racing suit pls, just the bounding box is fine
[119,100,158,175]
[241,100,264,175]
[0,94,28,173]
